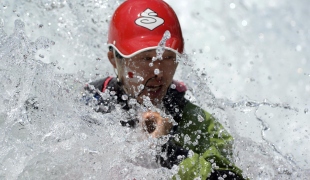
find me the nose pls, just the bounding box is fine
[152,61,163,80]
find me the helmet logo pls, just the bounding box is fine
[135,9,164,30]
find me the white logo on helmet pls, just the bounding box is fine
[135,9,164,30]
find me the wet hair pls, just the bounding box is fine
[109,47,123,59]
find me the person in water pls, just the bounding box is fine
[84,0,246,179]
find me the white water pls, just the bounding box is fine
[1,0,309,179]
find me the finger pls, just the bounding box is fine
[142,111,160,121]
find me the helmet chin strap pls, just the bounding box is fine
[113,49,123,85]
[113,49,133,97]
[113,48,121,82]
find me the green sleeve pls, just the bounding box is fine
[172,102,245,179]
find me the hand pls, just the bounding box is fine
[141,111,173,138]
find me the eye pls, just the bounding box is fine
[142,57,153,61]
[163,56,175,60]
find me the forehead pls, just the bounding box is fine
[131,49,176,58]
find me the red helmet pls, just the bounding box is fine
[107,0,184,58]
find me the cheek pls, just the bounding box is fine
[164,63,178,75]
[127,72,134,78]
[122,66,147,84]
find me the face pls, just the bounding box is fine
[108,49,178,105]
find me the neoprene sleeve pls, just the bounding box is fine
[172,102,246,179]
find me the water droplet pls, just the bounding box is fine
[242,20,248,26]
[102,106,109,112]
[138,84,144,91]
[296,45,302,52]
[149,62,153,67]
[304,108,308,114]
[152,30,171,61]
[39,54,44,58]
[162,30,171,40]
[128,99,137,105]
[121,95,128,100]
[170,84,176,89]
[175,108,179,112]
[154,69,160,75]
[230,3,236,9]
[137,76,144,82]
[188,150,194,157]
[198,115,204,122]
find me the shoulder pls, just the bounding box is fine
[84,77,115,92]
[163,80,189,122]
[181,102,229,138]
[172,80,187,92]
[181,102,234,153]
[182,102,213,122]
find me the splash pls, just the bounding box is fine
[177,55,310,178]
[1,0,310,179]
[0,20,174,179]
[149,30,171,67]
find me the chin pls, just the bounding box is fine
[139,86,168,105]
[149,93,166,105]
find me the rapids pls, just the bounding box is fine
[1,0,309,179]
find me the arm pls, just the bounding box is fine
[172,102,246,179]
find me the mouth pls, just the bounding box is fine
[145,85,163,92]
